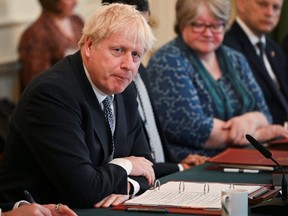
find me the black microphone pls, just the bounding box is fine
[246,134,272,159]
[246,134,288,214]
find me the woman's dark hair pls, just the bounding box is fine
[101,0,150,12]
[38,0,61,13]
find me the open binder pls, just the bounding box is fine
[114,181,277,215]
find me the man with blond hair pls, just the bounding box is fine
[0,3,156,208]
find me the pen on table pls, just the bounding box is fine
[127,207,168,213]
[252,187,270,199]
[24,190,36,203]
[223,168,259,173]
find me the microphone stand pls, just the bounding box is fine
[246,134,288,214]
[270,157,287,200]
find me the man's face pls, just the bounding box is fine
[238,0,283,36]
[83,33,144,95]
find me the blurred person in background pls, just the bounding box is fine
[224,0,288,125]
[146,0,288,159]
[18,0,84,90]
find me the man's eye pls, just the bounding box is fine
[257,1,268,8]
[132,51,141,60]
[113,48,126,55]
[273,5,281,12]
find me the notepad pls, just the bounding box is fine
[125,181,261,209]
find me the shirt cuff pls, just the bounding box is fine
[13,200,30,209]
[177,163,184,171]
[109,158,132,175]
[128,177,140,198]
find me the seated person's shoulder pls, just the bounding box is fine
[71,14,84,26]
[221,45,247,61]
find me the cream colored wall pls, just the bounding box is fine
[0,0,102,65]
[142,0,177,65]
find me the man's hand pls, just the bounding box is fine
[44,204,77,216]
[94,194,129,208]
[3,203,77,216]
[124,156,155,185]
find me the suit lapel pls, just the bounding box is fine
[113,94,128,157]
[68,52,112,160]
[232,24,287,108]
[92,102,111,160]
[236,31,271,83]
[265,43,288,99]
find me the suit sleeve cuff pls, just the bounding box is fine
[109,158,132,175]
[128,177,140,198]
[177,163,184,171]
[14,200,30,209]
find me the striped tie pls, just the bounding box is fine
[103,95,115,160]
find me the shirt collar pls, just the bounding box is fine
[236,17,266,47]
[83,64,114,104]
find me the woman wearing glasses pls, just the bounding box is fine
[146,0,288,159]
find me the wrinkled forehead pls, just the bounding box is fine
[98,22,150,51]
[103,30,146,53]
[250,0,283,7]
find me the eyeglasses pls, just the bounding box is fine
[190,22,225,34]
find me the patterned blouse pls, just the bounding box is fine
[18,11,84,89]
[146,36,271,159]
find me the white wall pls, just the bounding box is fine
[143,0,177,65]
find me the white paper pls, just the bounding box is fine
[125,181,261,209]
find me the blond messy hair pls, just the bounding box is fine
[78,3,155,52]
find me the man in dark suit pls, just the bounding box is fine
[0,4,155,209]
[224,0,288,125]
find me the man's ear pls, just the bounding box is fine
[236,0,245,14]
[84,36,93,56]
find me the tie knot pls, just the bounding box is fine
[103,95,113,106]
[256,41,265,57]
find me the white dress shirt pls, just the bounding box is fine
[83,64,139,197]
[236,17,280,88]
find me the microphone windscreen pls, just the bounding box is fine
[245,134,272,159]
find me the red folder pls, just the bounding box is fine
[267,137,288,145]
[207,148,288,167]
[113,203,221,215]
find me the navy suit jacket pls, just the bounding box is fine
[224,22,288,124]
[0,203,14,212]
[0,52,153,208]
[138,64,180,178]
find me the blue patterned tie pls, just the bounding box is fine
[103,95,115,160]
